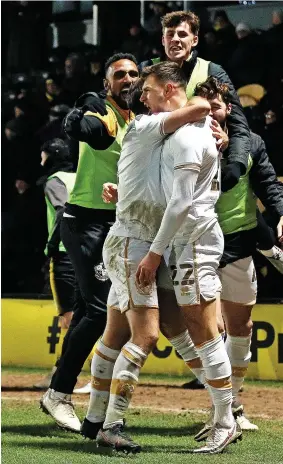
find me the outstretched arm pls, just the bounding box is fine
[135,98,210,149]
[63,105,116,150]
[163,97,210,134]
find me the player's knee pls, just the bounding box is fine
[131,331,159,353]
[245,318,253,335]
[228,318,253,337]
[145,333,159,352]
[236,310,253,336]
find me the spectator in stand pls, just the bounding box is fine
[13,97,40,129]
[4,108,40,187]
[263,10,283,86]
[47,49,67,76]
[144,2,169,46]
[14,85,50,128]
[63,52,95,102]
[36,105,71,144]
[6,1,50,73]
[45,75,73,108]
[87,50,104,93]
[143,44,164,62]
[121,23,150,62]
[213,10,237,67]
[227,23,264,89]
[263,108,283,176]
[2,173,47,294]
[268,9,283,40]
[35,104,79,171]
[201,29,224,64]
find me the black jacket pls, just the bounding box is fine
[140,51,251,171]
[220,131,283,266]
[249,131,283,221]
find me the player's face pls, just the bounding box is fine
[140,75,170,113]
[208,95,231,124]
[105,60,139,109]
[162,22,198,63]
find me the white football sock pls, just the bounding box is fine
[169,331,205,384]
[196,336,233,428]
[225,333,252,400]
[104,342,147,429]
[86,340,120,423]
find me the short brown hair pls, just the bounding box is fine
[126,79,146,115]
[194,76,231,105]
[161,10,200,35]
[141,61,187,90]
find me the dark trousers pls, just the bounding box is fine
[50,252,76,316]
[50,207,114,393]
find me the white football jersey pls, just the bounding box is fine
[110,112,169,241]
[161,116,221,243]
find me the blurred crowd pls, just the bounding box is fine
[1,1,283,298]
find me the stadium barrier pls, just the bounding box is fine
[2,298,283,380]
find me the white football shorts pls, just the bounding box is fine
[162,222,224,306]
[218,256,257,305]
[103,234,172,312]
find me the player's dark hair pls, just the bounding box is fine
[161,10,200,35]
[141,61,187,90]
[126,79,147,115]
[38,138,74,185]
[105,53,138,74]
[194,76,231,105]
[41,138,70,159]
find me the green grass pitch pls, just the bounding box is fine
[2,400,283,464]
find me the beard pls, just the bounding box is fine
[111,93,129,109]
[110,85,132,109]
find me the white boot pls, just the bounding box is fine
[194,407,214,442]
[40,388,81,432]
[73,381,91,394]
[193,420,242,454]
[236,413,258,431]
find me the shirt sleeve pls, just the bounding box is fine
[150,166,199,255]
[134,112,170,144]
[63,111,114,150]
[44,177,68,209]
[84,107,118,138]
[44,177,68,255]
[149,133,202,255]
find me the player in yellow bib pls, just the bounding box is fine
[40,53,139,433]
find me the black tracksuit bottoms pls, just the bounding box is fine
[50,205,115,394]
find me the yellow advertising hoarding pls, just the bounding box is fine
[2,299,283,380]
